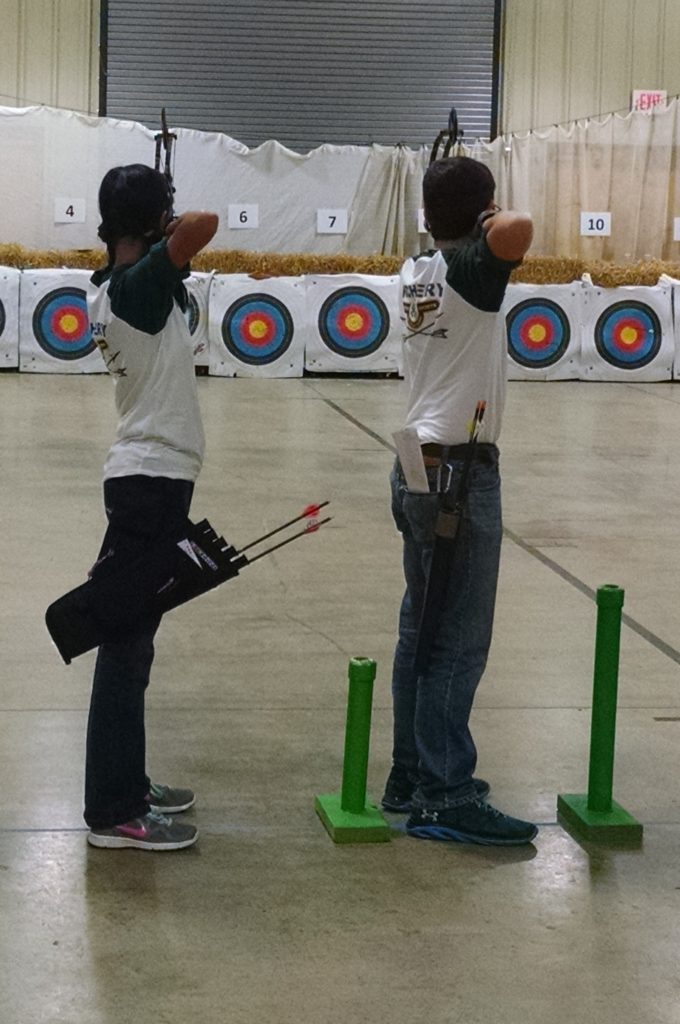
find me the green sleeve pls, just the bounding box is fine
[108,240,188,335]
[441,235,519,313]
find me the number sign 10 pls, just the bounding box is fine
[580,212,611,237]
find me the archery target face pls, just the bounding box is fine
[506,298,570,368]
[32,286,94,360]
[594,300,661,369]
[186,293,200,336]
[318,286,389,358]
[221,293,294,365]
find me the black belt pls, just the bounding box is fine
[421,442,496,465]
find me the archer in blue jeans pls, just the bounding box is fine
[383,156,537,846]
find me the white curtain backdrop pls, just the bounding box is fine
[0,106,427,257]
[4,101,680,261]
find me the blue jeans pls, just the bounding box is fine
[389,449,502,810]
[84,475,194,829]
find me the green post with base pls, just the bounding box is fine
[315,657,391,843]
[558,584,643,843]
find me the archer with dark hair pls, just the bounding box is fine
[422,156,495,240]
[382,155,537,846]
[82,163,218,852]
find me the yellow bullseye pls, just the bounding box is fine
[344,312,364,333]
[528,323,547,343]
[619,326,639,347]
[59,314,79,335]
[248,319,268,339]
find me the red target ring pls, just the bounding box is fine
[32,287,95,361]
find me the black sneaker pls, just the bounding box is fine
[406,799,538,846]
[381,773,491,814]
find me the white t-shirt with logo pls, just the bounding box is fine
[400,234,518,446]
[88,240,205,482]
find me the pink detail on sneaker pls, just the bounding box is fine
[116,822,148,840]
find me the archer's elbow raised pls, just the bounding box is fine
[202,212,219,241]
[487,212,533,262]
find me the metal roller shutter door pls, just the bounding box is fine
[103,0,500,150]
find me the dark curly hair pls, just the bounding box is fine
[97,164,174,257]
[423,156,495,241]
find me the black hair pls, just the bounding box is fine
[97,164,174,256]
[423,156,495,241]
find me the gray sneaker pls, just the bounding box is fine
[146,782,195,814]
[88,810,198,851]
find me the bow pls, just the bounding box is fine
[154,107,177,217]
[429,105,465,164]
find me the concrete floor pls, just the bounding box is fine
[2,372,680,1023]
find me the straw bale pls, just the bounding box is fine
[2,243,680,287]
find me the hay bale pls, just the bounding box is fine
[2,242,680,286]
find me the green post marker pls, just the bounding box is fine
[315,657,391,844]
[558,585,643,843]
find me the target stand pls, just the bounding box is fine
[208,274,306,377]
[0,266,20,368]
[503,284,580,380]
[304,275,401,373]
[580,276,673,382]
[19,270,104,373]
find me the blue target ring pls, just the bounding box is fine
[222,294,293,365]
[506,298,570,368]
[594,301,661,369]
[318,287,389,358]
[32,287,94,361]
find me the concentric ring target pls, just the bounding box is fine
[221,293,294,365]
[506,298,570,368]
[32,287,95,360]
[185,293,200,336]
[594,300,662,369]
[318,287,389,358]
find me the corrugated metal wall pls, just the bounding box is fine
[0,0,100,113]
[501,0,680,134]
[103,0,500,150]
[5,1,680,144]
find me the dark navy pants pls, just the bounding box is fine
[84,474,193,828]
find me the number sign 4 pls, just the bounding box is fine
[54,198,86,224]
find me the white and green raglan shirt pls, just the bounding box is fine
[88,239,204,482]
[400,233,518,446]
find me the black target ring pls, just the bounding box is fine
[221,293,294,366]
[594,300,662,370]
[505,298,570,369]
[32,286,95,361]
[186,293,200,336]
[318,287,389,358]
